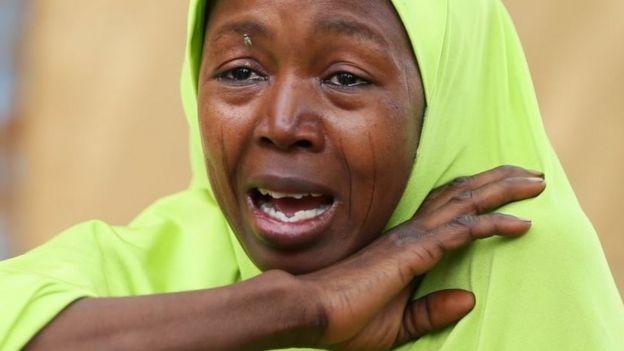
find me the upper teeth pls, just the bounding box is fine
[258,188,322,199]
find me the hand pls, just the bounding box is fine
[299,165,546,351]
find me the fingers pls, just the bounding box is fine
[386,166,545,284]
[419,165,544,216]
[421,176,545,228]
[431,213,532,251]
[395,213,531,276]
[395,290,475,346]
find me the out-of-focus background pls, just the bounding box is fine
[0,0,621,293]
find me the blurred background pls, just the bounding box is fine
[0,0,621,294]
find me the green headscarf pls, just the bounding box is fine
[0,0,622,350]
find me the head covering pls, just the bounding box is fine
[0,0,622,350]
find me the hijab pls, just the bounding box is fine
[1,0,622,350]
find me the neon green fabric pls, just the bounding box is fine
[0,0,622,350]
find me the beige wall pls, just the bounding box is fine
[13,1,190,250]
[11,0,623,294]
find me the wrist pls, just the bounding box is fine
[255,270,327,348]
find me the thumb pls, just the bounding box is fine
[395,289,475,347]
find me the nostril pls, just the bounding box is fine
[295,140,312,149]
[258,136,314,150]
[259,136,273,146]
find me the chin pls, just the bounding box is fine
[234,218,383,275]
[237,231,349,275]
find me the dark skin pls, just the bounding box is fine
[199,0,423,275]
[26,0,547,350]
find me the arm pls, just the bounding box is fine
[26,166,545,351]
[26,270,320,351]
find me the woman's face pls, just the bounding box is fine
[198,0,425,274]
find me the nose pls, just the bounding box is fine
[254,76,325,152]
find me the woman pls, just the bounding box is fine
[2,0,622,350]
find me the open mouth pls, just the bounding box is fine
[244,177,339,250]
[249,188,335,223]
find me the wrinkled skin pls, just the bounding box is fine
[198,0,424,274]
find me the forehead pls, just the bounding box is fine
[204,0,411,52]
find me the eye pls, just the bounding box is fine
[217,67,267,85]
[324,72,370,88]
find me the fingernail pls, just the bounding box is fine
[526,177,545,183]
[516,216,532,223]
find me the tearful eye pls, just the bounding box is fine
[217,67,267,85]
[325,72,370,88]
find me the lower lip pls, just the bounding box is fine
[246,196,337,250]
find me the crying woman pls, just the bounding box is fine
[1,1,623,350]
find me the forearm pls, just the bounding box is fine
[25,270,323,351]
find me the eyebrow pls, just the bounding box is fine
[210,20,274,44]
[208,17,388,50]
[315,17,389,49]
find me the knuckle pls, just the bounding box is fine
[389,229,411,246]
[461,190,474,199]
[448,195,463,205]
[449,191,481,213]
[449,193,467,204]
[390,223,429,246]
[451,214,477,227]
[450,215,478,240]
[450,175,473,190]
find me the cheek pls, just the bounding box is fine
[199,99,252,177]
[198,97,256,217]
[335,102,419,232]
[369,116,418,226]
[365,119,417,194]
[341,99,419,183]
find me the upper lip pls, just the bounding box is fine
[246,174,337,199]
